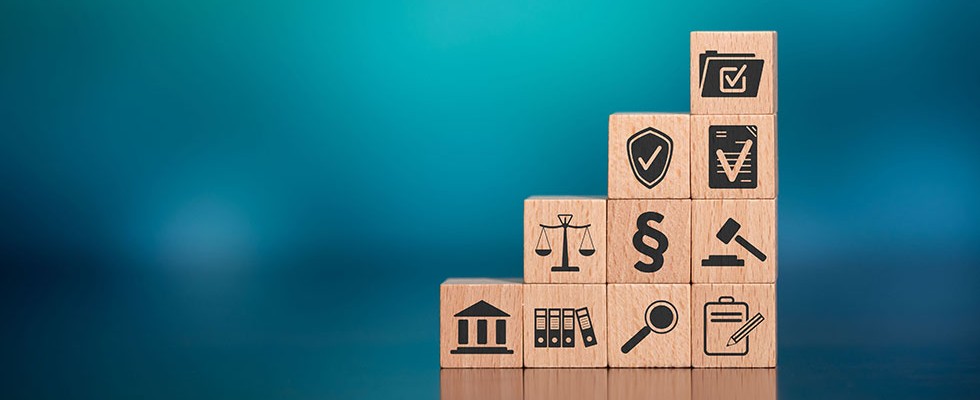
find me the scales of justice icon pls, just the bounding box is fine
[534,214,595,272]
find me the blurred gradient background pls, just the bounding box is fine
[2,0,979,398]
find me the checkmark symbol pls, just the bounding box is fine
[724,64,747,88]
[715,139,753,182]
[636,145,663,170]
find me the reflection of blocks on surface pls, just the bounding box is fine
[608,113,691,199]
[692,284,776,368]
[609,369,692,400]
[607,200,692,283]
[691,32,777,115]
[692,368,776,400]
[524,197,607,284]
[440,279,524,368]
[440,368,523,400]
[691,115,777,199]
[524,368,608,400]
[523,284,607,367]
[607,284,691,367]
[692,200,776,283]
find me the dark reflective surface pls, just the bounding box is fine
[441,368,776,400]
[610,369,693,400]
[441,369,524,400]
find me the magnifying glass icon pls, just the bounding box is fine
[620,300,678,354]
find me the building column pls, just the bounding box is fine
[477,319,487,344]
[496,319,506,344]
[457,319,468,344]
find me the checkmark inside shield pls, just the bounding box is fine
[636,146,662,170]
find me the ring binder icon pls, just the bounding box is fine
[698,50,764,97]
[576,307,598,347]
[533,306,597,348]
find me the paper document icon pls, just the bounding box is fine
[709,125,758,189]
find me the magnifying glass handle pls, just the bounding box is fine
[620,326,652,354]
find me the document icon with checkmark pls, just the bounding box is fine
[699,51,764,98]
[709,125,758,189]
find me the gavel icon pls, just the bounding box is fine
[716,218,767,261]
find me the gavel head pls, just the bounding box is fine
[715,218,741,244]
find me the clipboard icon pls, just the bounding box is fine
[703,296,764,356]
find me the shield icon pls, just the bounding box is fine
[627,127,673,189]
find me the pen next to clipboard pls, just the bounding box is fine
[727,313,765,346]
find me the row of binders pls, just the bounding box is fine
[535,308,597,349]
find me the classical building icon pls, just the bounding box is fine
[450,300,514,354]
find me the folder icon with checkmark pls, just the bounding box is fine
[699,51,765,98]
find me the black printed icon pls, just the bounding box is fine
[534,307,598,348]
[628,127,673,189]
[709,125,758,189]
[535,214,595,272]
[621,300,677,354]
[701,218,767,267]
[633,212,669,273]
[451,300,514,354]
[704,296,765,356]
[698,50,764,97]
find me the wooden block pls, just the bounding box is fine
[692,200,776,283]
[440,278,523,368]
[692,369,776,400]
[608,113,691,199]
[692,284,776,368]
[607,284,691,367]
[691,31,777,115]
[607,200,691,283]
[524,369,607,400]
[523,284,607,367]
[691,114,777,199]
[440,369,523,400]
[524,197,607,284]
[609,369,692,400]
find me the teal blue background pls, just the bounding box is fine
[2,0,979,398]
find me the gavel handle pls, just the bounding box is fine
[736,235,767,262]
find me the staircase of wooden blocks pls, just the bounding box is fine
[441,31,778,369]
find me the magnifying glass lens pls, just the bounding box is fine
[645,300,677,334]
[649,305,674,330]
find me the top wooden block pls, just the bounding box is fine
[691,32,777,115]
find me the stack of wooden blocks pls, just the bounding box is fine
[441,31,777,369]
